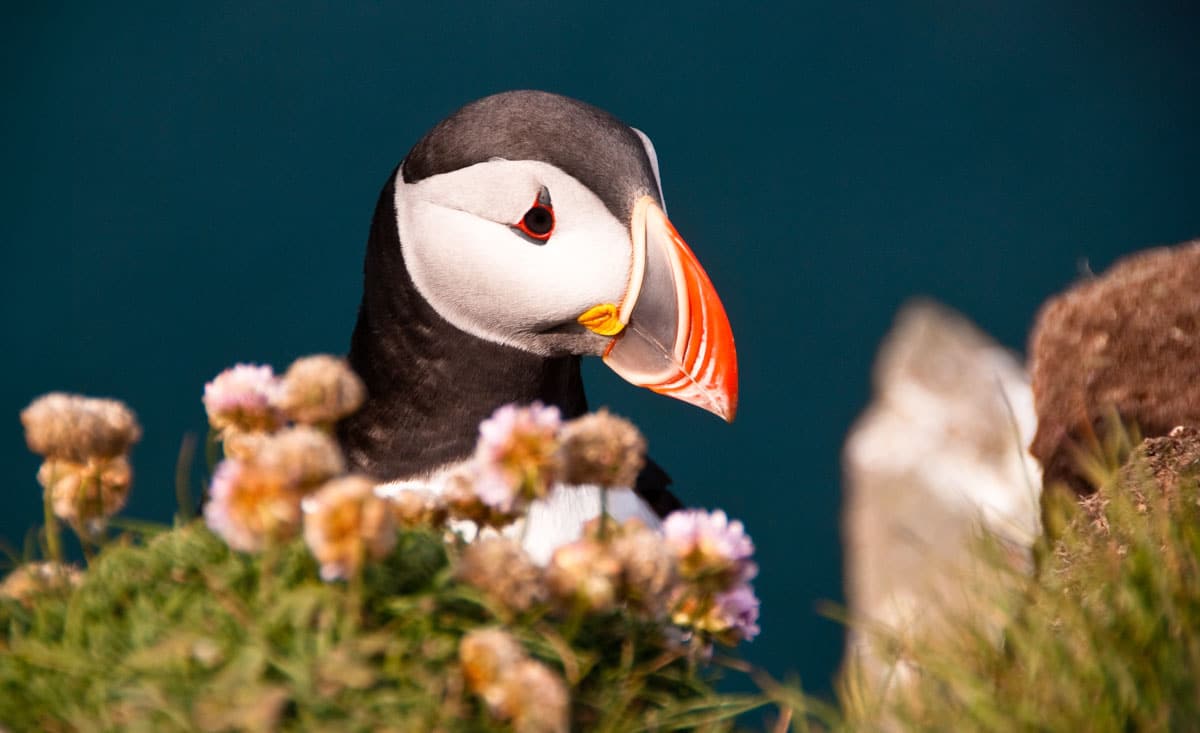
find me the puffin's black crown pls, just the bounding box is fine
[402,90,661,224]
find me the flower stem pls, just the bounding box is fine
[175,433,197,522]
[599,488,609,541]
[205,428,222,472]
[42,486,62,565]
[79,534,95,566]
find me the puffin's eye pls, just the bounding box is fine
[514,199,555,242]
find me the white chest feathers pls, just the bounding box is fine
[375,465,660,565]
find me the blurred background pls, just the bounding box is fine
[3,2,1198,694]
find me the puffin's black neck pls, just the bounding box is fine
[338,171,589,480]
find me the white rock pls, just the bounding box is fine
[842,300,1041,693]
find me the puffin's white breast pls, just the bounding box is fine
[375,461,660,565]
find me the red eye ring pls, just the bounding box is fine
[514,198,555,241]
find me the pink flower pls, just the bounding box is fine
[302,476,396,581]
[202,364,285,435]
[203,459,301,553]
[670,582,762,645]
[661,509,757,586]
[472,402,563,512]
[711,584,761,642]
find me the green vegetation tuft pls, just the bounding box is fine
[0,523,769,732]
[843,427,1200,732]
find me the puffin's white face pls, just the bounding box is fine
[397,160,634,357]
[394,139,737,422]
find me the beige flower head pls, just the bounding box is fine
[253,426,346,492]
[0,562,82,606]
[608,519,677,617]
[273,354,365,426]
[221,429,270,461]
[302,475,396,581]
[500,659,569,733]
[21,393,142,463]
[441,469,521,529]
[39,456,133,534]
[387,488,447,529]
[203,459,302,553]
[457,536,546,613]
[459,629,569,733]
[459,628,527,704]
[546,537,622,613]
[558,409,645,489]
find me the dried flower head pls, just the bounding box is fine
[221,430,270,461]
[273,354,365,426]
[386,488,447,528]
[0,562,82,606]
[662,509,757,587]
[204,459,302,553]
[558,409,645,488]
[546,537,622,613]
[38,456,133,534]
[473,402,563,513]
[254,426,346,491]
[608,519,678,616]
[203,364,285,436]
[459,628,528,708]
[458,536,546,612]
[21,393,141,463]
[500,659,570,733]
[442,468,521,529]
[302,475,396,581]
[459,630,568,733]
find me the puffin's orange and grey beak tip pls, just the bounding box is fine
[583,197,738,421]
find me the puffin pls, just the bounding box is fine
[337,90,737,559]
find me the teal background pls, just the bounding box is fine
[3,2,1198,695]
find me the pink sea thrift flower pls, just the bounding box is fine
[710,584,761,642]
[661,509,757,586]
[202,364,285,435]
[302,476,396,581]
[671,582,762,645]
[472,402,563,512]
[203,459,301,553]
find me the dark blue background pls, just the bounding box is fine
[4,2,1198,694]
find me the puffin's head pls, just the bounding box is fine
[394,91,737,421]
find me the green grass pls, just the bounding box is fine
[0,523,771,732]
[7,424,1200,731]
[841,430,1200,732]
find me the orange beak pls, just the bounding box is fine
[592,196,738,421]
